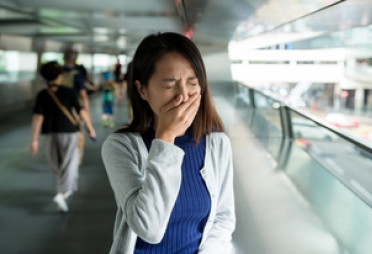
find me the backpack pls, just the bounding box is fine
[62,69,79,89]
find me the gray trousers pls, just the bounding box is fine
[45,133,79,193]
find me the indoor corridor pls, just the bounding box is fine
[1,81,372,254]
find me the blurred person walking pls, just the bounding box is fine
[62,49,90,111]
[112,58,124,85]
[73,52,99,93]
[101,72,124,128]
[62,49,91,164]
[112,58,127,102]
[30,61,96,212]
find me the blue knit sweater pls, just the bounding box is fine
[135,129,211,254]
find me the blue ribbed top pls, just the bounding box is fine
[135,128,211,254]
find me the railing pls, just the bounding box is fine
[233,81,372,253]
[233,82,372,207]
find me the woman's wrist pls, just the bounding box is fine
[86,124,93,132]
[155,132,175,144]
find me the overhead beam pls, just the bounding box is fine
[0,19,41,25]
[33,32,88,38]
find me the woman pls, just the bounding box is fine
[30,61,96,212]
[102,32,235,254]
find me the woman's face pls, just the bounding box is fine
[136,51,201,124]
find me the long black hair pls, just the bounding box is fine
[117,32,224,142]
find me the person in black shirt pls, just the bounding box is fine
[63,49,97,165]
[75,59,98,93]
[30,61,96,212]
[113,59,124,84]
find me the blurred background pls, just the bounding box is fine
[1,0,372,254]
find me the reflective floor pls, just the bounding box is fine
[2,80,372,254]
[215,93,341,254]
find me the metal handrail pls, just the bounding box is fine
[248,84,372,154]
[234,82,372,207]
[289,106,372,154]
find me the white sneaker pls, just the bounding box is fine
[53,194,69,212]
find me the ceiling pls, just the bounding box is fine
[0,0,366,54]
[234,0,372,49]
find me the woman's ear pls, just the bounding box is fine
[135,80,148,101]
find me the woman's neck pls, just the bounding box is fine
[48,82,60,91]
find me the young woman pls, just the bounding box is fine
[30,61,96,212]
[102,32,235,254]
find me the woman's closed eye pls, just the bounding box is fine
[163,84,175,89]
[162,79,176,89]
[187,76,198,86]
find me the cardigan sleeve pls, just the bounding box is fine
[198,133,236,254]
[102,133,184,244]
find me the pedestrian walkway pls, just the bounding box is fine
[0,92,125,254]
[0,86,348,254]
[211,84,341,254]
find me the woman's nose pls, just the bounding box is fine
[178,84,189,102]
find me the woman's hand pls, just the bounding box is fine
[30,140,38,155]
[30,114,43,155]
[79,109,96,141]
[86,126,96,140]
[156,92,201,143]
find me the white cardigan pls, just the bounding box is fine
[101,131,235,254]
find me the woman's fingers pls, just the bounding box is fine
[183,94,201,122]
[161,95,183,113]
[161,92,199,115]
[175,92,199,113]
[89,129,96,139]
[161,92,200,122]
[156,92,201,141]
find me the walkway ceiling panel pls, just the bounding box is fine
[13,0,176,14]
[192,0,256,47]
[0,0,369,53]
[231,0,342,41]
[191,0,340,49]
[0,0,183,52]
[234,0,372,49]
[0,7,32,19]
[87,17,182,32]
[44,35,92,43]
[0,23,48,35]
